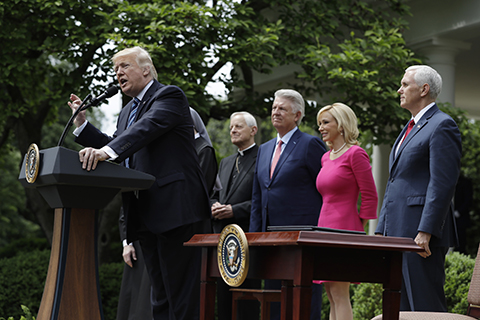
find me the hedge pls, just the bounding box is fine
[0,249,123,319]
[351,251,475,319]
[0,249,476,319]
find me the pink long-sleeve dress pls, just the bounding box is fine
[314,145,378,284]
[316,145,378,231]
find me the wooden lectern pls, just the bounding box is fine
[19,146,155,320]
[185,230,423,320]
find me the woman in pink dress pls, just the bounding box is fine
[316,102,378,320]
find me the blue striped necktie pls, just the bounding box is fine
[127,97,140,129]
[125,97,140,168]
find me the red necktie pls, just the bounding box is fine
[270,140,283,178]
[400,119,415,146]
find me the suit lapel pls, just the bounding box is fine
[135,80,162,121]
[390,105,439,171]
[226,151,256,201]
[270,129,301,182]
[118,100,132,131]
[219,155,236,200]
[120,81,162,130]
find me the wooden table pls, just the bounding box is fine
[185,231,423,320]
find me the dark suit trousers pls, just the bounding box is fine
[116,240,153,320]
[138,220,209,320]
[400,246,448,311]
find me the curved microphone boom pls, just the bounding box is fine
[57,86,119,147]
[81,86,119,110]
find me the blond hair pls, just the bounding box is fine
[317,102,359,148]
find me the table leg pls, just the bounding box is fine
[382,252,403,320]
[199,247,216,320]
[281,281,293,320]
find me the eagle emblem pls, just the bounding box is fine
[217,224,249,287]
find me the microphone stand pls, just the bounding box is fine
[57,94,92,147]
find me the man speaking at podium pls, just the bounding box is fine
[68,46,211,320]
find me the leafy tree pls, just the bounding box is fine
[0,0,119,242]
[102,0,419,143]
[0,150,42,247]
[275,0,419,145]
[0,0,425,257]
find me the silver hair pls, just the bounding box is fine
[230,111,257,127]
[406,65,442,100]
[274,89,305,125]
[112,46,158,80]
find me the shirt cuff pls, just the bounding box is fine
[72,120,88,137]
[122,239,133,247]
[101,146,118,161]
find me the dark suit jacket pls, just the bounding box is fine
[76,80,211,242]
[375,104,461,247]
[249,129,327,232]
[211,145,258,233]
[195,135,217,196]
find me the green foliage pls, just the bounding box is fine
[0,305,36,320]
[0,0,421,257]
[99,0,417,140]
[0,248,123,320]
[439,103,480,256]
[237,0,418,145]
[348,251,475,319]
[320,286,331,320]
[298,20,419,145]
[0,238,49,260]
[0,0,119,244]
[0,250,49,318]
[206,118,238,163]
[444,251,475,314]
[98,262,124,320]
[103,0,283,115]
[352,282,383,320]
[0,0,117,135]
[0,149,41,247]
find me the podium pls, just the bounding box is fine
[185,230,424,320]
[19,146,155,320]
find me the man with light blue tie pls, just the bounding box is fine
[68,46,211,320]
[249,89,327,319]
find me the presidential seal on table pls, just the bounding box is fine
[217,224,249,287]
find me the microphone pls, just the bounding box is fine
[57,86,119,147]
[86,86,119,108]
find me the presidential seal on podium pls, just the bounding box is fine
[25,143,40,184]
[217,224,249,287]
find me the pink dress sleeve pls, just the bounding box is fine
[350,147,378,220]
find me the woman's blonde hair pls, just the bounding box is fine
[317,102,359,148]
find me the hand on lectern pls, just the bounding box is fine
[79,147,108,171]
[68,93,86,128]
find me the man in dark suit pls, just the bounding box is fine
[68,46,211,320]
[249,89,327,320]
[191,107,218,196]
[375,65,462,311]
[211,111,260,320]
[249,89,326,231]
